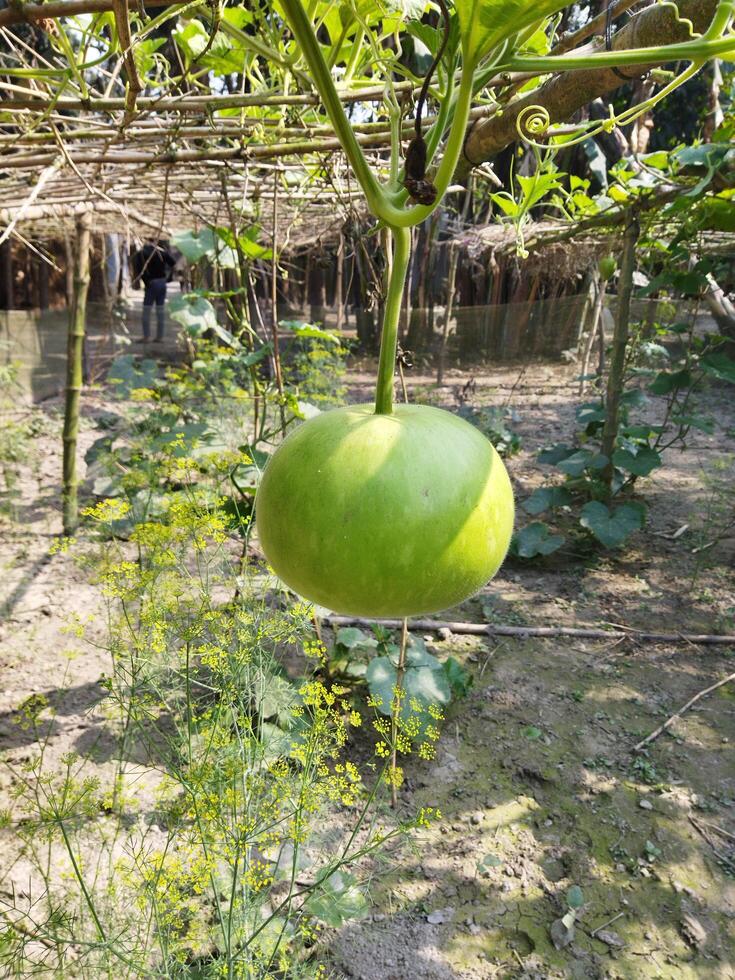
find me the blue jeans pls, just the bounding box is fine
[143,278,167,340]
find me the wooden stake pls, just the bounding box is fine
[62,212,91,535]
[271,175,286,431]
[601,208,639,493]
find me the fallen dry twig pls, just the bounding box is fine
[324,616,735,647]
[633,672,735,752]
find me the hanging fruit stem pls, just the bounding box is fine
[374,226,411,415]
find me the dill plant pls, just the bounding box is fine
[1,349,441,978]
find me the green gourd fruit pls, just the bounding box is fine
[598,255,617,281]
[255,403,514,617]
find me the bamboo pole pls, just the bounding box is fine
[62,211,91,535]
[271,176,286,431]
[601,209,639,494]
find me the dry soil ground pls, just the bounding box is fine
[1,358,734,979]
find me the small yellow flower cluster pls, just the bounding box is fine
[197,641,230,672]
[129,387,157,401]
[81,497,131,523]
[121,466,149,492]
[201,448,251,473]
[98,560,141,599]
[165,498,229,550]
[414,806,442,829]
[130,522,177,565]
[386,764,403,788]
[330,761,362,806]
[243,857,273,893]
[303,638,327,664]
[48,535,76,554]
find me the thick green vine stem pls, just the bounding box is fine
[278,0,477,229]
[375,226,411,415]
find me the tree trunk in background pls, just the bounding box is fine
[602,210,640,495]
[461,0,719,171]
[704,274,735,337]
[578,271,604,396]
[62,212,91,535]
[0,240,13,309]
[335,235,344,331]
[703,60,724,143]
[38,248,49,310]
[437,242,460,385]
[629,79,656,155]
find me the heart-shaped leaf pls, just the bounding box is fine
[366,643,451,720]
[511,522,564,558]
[700,351,735,384]
[580,501,646,549]
[523,486,572,515]
[557,450,608,477]
[612,447,662,477]
[335,627,378,650]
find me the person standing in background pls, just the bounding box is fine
[132,239,176,343]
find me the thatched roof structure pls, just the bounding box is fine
[0,153,367,248]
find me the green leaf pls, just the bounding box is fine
[640,150,670,170]
[511,522,564,559]
[556,450,607,477]
[566,885,585,909]
[538,443,576,465]
[619,388,647,408]
[107,355,158,397]
[171,228,216,263]
[289,324,342,344]
[455,0,569,67]
[579,501,646,549]
[306,871,367,927]
[477,853,503,875]
[623,425,663,441]
[697,198,735,233]
[648,368,692,395]
[168,294,237,347]
[84,434,114,465]
[252,673,299,726]
[700,352,735,384]
[523,486,572,515]
[490,192,521,218]
[576,402,606,428]
[335,627,378,650]
[523,725,543,740]
[237,225,273,260]
[670,412,714,434]
[612,447,662,477]
[443,656,473,698]
[239,345,273,367]
[366,646,451,720]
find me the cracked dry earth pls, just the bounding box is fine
[1,362,734,979]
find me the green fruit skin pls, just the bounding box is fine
[255,403,515,617]
[599,256,616,281]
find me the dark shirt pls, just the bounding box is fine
[134,243,175,285]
